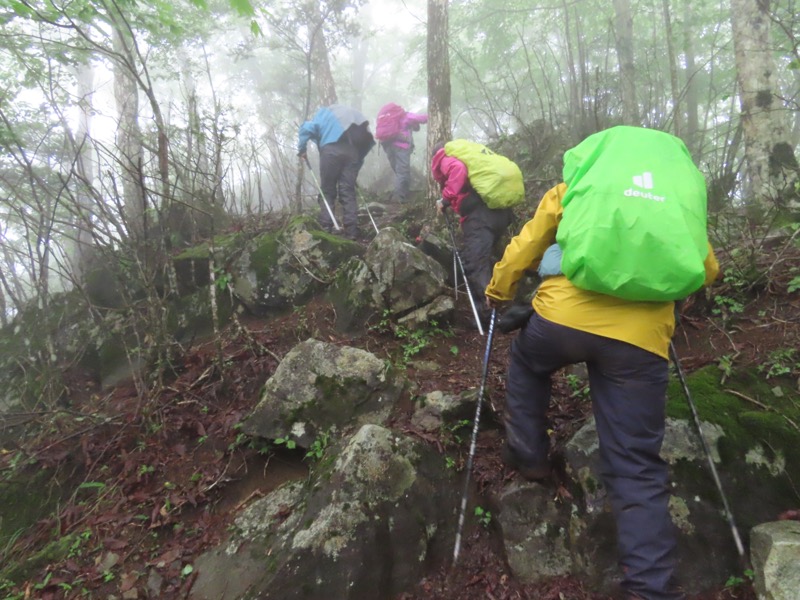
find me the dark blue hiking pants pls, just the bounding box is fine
[504,312,682,599]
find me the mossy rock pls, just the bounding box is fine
[174,232,248,295]
[666,365,800,531]
[233,217,361,316]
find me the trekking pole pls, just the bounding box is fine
[442,208,484,336]
[453,252,459,302]
[452,308,497,566]
[303,156,341,231]
[357,190,380,235]
[669,341,747,563]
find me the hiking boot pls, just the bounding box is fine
[501,442,551,482]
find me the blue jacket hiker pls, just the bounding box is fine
[298,105,375,240]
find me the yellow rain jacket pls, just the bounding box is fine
[485,183,720,359]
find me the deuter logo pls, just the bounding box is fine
[624,171,666,202]
[632,172,653,189]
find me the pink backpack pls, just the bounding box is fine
[375,103,406,142]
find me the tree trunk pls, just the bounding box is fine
[731,0,799,206]
[72,58,96,281]
[612,0,639,125]
[350,4,371,112]
[662,0,681,137]
[112,26,146,241]
[682,0,699,154]
[561,0,580,132]
[309,2,338,106]
[427,0,451,203]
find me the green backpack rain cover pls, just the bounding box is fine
[556,126,708,302]
[444,139,525,209]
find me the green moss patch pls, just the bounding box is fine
[666,365,800,527]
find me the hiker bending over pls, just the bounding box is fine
[298,104,375,240]
[485,126,720,599]
[431,140,520,327]
[375,103,428,203]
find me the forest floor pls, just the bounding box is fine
[2,207,799,600]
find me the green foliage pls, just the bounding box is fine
[274,437,297,450]
[788,273,800,294]
[304,430,330,461]
[371,311,455,365]
[711,294,745,323]
[214,267,231,291]
[717,354,735,384]
[443,419,471,446]
[395,319,454,365]
[724,568,753,587]
[0,577,24,600]
[474,505,492,527]
[758,348,798,379]
[565,373,589,398]
[67,530,92,559]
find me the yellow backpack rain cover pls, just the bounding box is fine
[444,140,525,209]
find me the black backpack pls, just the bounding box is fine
[343,122,375,159]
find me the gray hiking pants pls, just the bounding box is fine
[504,313,681,599]
[382,142,412,202]
[318,141,362,234]
[459,199,513,305]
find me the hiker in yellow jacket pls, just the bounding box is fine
[485,181,719,599]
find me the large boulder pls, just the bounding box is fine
[751,520,800,600]
[240,339,404,449]
[232,217,361,316]
[327,227,452,333]
[190,424,461,600]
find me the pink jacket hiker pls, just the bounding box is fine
[431,148,471,220]
[385,112,428,149]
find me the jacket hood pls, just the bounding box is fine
[431,147,447,180]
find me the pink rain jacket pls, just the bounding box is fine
[385,112,428,149]
[431,148,472,221]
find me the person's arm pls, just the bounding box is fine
[703,242,720,287]
[297,120,319,157]
[439,157,469,206]
[403,112,428,131]
[485,183,567,303]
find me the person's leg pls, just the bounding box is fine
[587,340,681,599]
[393,147,412,202]
[338,144,362,238]
[459,202,500,303]
[384,142,398,172]
[318,144,347,231]
[504,314,591,469]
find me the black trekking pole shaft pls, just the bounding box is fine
[443,208,484,336]
[669,341,747,562]
[452,308,497,566]
[303,156,341,231]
